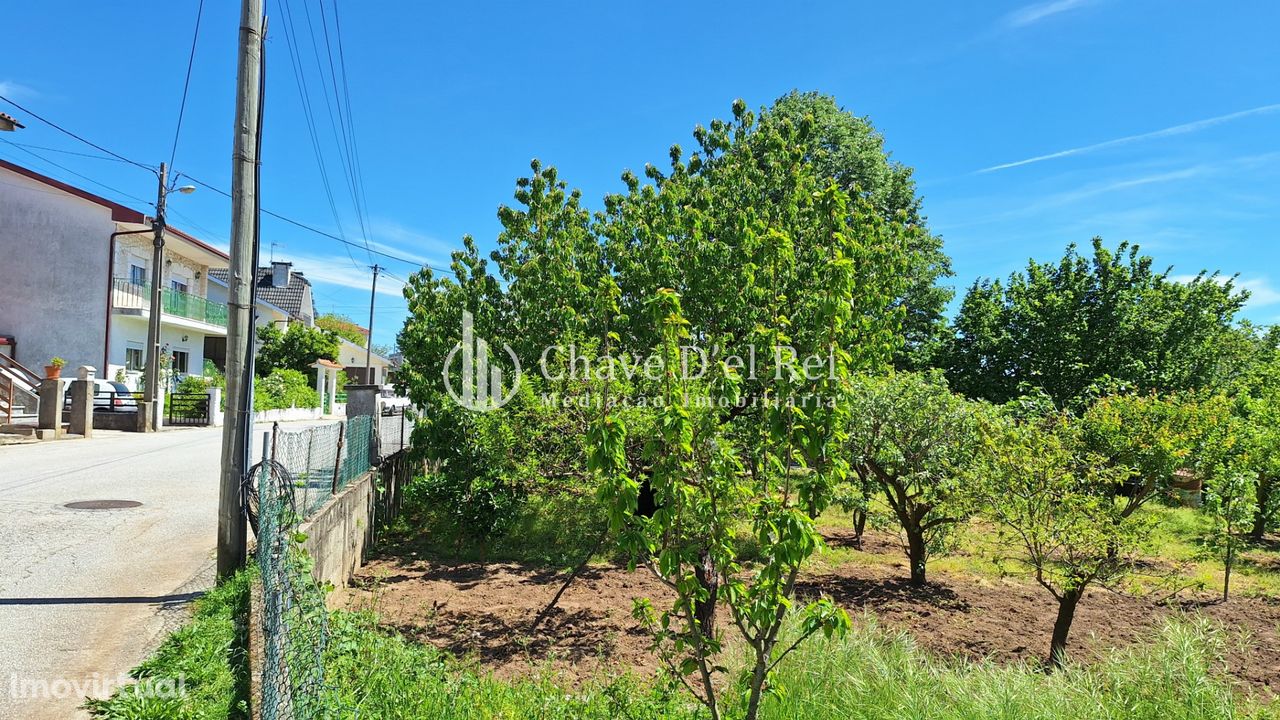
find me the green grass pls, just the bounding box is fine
[86,570,251,719]
[90,569,1270,720]
[812,502,1280,600]
[759,618,1266,720]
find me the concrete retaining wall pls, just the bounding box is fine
[299,470,375,595]
[92,410,145,431]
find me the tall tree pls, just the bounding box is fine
[946,238,1248,406]
[254,322,339,378]
[315,313,369,347]
[764,91,953,369]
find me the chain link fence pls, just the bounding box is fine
[254,411,411,719]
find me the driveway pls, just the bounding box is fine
[0,425,277,719]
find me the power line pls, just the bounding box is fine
[169,0,206,170]
[331,0,374,262]
[0,95,450,277]
[3,142,138,163]
[320,0,373,263]
[276,0,361,271]
[176,173,451,273]
[0,137,155,207]
[0,94,154,171]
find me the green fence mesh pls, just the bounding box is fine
[255,414,389,719]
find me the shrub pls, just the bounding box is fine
[254,369,319,411]
[174,375,209,395]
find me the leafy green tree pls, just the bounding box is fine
[315,313,368,347]
[1204,469,1256,602]
[1241,387,1280,540]
[1076,390,1208,517]
[946,239,1248,406]
[399,98,913,719]
[255,322,339,378]
[765,91,953,369]
[978,413,1146,668]
[845,371,989,586]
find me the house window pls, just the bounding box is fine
[130,265,147,285]
[171,279,188,294]
[171,350,189,374]
[125,347,144,371]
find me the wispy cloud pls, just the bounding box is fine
[979,103,1280,173]
[1002,0,1095,29]
[285,249,407,299]
[1169,274,1280,308]
[0,79,37,100]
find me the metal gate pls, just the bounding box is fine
[167,392,210,426]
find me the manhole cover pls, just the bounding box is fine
[64,500,143,510]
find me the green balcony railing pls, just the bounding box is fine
[112,278,228,328]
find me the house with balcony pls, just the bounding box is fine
[0,159,230,395]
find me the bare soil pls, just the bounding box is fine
[342,529,1280,696]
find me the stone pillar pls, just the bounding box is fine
[326,369,337,416]
[344,384,379,420]
[345,384,380,467]
[208,386,223,427]
[37,378,61,436]
[68,379,93,438]
[315,369,326,413]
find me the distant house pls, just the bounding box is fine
[205,263,316,369]
[0,159,230,390]
[336,336,392,386]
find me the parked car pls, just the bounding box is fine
[62,379,138,412]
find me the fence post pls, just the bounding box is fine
[331,421,346,495]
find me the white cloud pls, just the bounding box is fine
[1169,274,1280,308]
[285,249,407,300]
[1238,277,1280,307]
[0,80,37,101]
[979,103,1280,173]
[1002,0,1095,29]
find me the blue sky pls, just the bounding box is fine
[3,1,1278,348]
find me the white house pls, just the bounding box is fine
[337,336,393,386]
[0,159,230,390]
[205,262,316,369]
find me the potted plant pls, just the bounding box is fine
[45,356,66,379]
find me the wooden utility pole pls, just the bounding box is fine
[218,0,264,579]
[364,264,381,384]
[143,163,169,432]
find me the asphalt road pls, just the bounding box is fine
[0,425,276,720]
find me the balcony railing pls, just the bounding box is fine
[112,278,228,328]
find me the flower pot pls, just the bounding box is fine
[44,365,62,379]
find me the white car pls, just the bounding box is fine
[62,379,138,412]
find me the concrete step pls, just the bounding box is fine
[0,432,37,446]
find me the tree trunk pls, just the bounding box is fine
[1048,589,1082,669]
[1251,473,1272,542]
[852,508,867,550]
[693,548,718,639]
[1223,543,1233,603]
[906,527,927,587]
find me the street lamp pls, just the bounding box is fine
[142,163,196,431]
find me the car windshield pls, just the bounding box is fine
[110,382,131,394]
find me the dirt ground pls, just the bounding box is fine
[342,528,1280,697]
